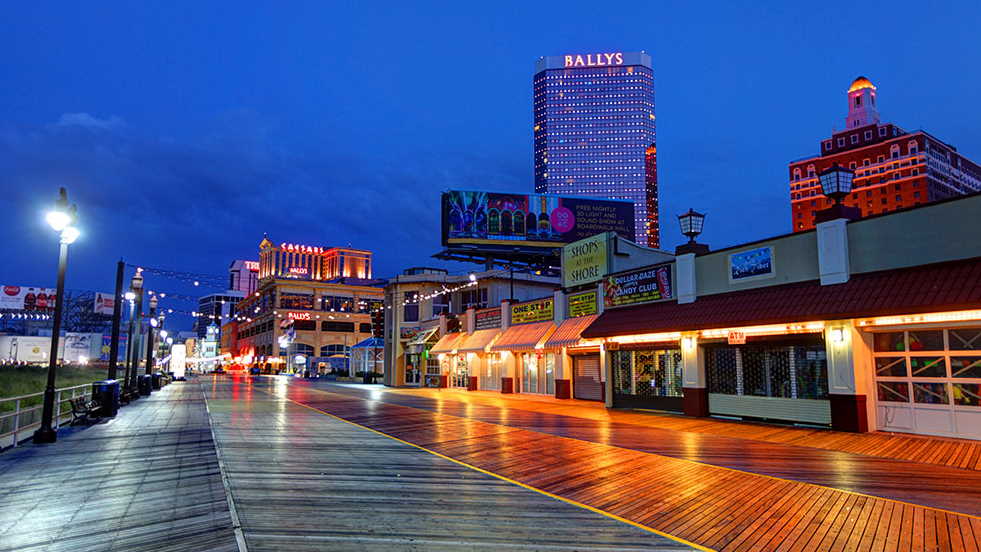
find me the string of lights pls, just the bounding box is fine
[125,263,227,289]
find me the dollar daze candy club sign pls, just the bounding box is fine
[603,265,673,308]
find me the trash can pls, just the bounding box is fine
[92,379,120,417]
[151,372,162,390]
[138,374,152,396]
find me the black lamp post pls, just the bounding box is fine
[33,188,79,444]
[126,271,144,398]
[144,295,158,377]
[675,208,709,256]
[815,164,861,223]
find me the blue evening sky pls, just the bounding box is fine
[1,1,979,326]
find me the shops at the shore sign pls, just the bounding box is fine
[567,291,598,318]
[561,233,610,288]
[511,298,554,324]
[604,264,673,308]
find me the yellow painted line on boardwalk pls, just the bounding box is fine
[283,396,715,552]
[283,383,981,524]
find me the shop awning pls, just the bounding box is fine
[430,332,465,355]
[582,256,981,338]
[405,327,439,347]
[490,321,556,352]
[543,315,599,349]
[456,329,501,353]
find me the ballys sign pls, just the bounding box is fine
[564,52,624,68]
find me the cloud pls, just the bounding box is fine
[52,112,125,131]
[0,112,524,288]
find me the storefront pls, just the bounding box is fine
[543,313,602,401]
[455,328,501,390]
[703,334,830,425]
[489,319,556,394]
[610,344,683,411]
[403,327,438,387]
[861,319,981,439]
[429,332,465,388]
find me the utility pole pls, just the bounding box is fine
[108,260,124,381]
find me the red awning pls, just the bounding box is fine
[583,256,981,338]
[456,329,501,353]
[490,322,556,352]
[430,332,465,354]
[543,315,599,349]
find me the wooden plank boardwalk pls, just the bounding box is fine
[375,385,981,472]
[311,383,981,515]
[201,378,695,551]
[263,379,981,552]
[0,382,238,552]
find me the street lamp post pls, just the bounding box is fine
[815,164,861,223]
[33,188,79,444]
[126,271,144,398]
[675,208,709,256]
[107,260,125,381]
[145,296,158,380]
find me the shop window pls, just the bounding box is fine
[706,345,827,400]
[877,381,910,403]
[912,382,949,404]
[319,344,350,357]
[953,383,981,406]
[612,349,683,402]
[908,330,944,351]
[403,291,419,322]
[910,357,946,378]
[875,357,907,377]
[951,357,981,378]
[280,293,314,310]
[873,332,906,352]
[949,328,981,350]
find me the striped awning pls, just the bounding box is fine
[490,321,556,352]
[543,315,599,350]
[430,332,465,355]
[456,329,501,353]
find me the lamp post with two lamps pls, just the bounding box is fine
[33,188,80,444]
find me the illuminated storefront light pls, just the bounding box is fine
[856,309,981,327]
[699,321,825,339]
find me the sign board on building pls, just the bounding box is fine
[604,264,673,308]
[442,191,634,249]
[567,291,598,318]
[727,331,746,345]
[93,292,115,316]
[400,326,422,340]
[561,233,610,288]
[511,298,554,325]
[474,307,502,330]
[100,334,128,362]
[729,246,775,283]
[0,285,57,311]
[287,311,311,321]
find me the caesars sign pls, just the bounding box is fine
[511,298,554,325]
[604,264,673,308]
[561,233,610,288]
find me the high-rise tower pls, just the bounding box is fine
[533,52,658,247]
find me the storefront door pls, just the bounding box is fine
[573,354,603,401]
[610,348,683,411]
[481,353,501,391]
[404,353,422,386]
[705,339,831,425]
[452,355,469,388]
[520,353,554,394]
[872,328,981,439]
[521,354,539,393]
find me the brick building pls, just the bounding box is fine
[789,76,981,231]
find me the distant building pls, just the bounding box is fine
[228,260,259,295]
[789,76,981,231]
[194,292,245,339]
[231,237,384,374]
[533,51,659,247]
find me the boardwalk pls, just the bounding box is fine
[0,383,237,552]
[5,375,981,551]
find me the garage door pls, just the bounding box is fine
[573,354,603,401]
[872,328,981,440]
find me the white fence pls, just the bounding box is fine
[0,383,93,449]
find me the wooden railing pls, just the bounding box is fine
[0,383,93,449]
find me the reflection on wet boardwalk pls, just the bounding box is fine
[258,377,981,552]
[203,377,695,551]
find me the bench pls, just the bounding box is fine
[69,397,102,425]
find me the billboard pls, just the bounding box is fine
[511,297,554,325]
[561,232,610,288]
[0,285,57,311]
[94,292,115,315]
[604,264,673,308]
[729,246,775,283]
[442,191,634,249]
